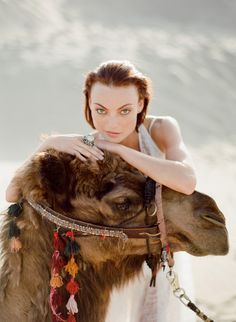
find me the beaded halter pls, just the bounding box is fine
[7,177,172,322]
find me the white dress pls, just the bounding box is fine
[105,121,196,322]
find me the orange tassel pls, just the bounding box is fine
[50,273,64,288]
[64,256,79,278]
[10,237,22,253]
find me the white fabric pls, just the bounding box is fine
[105,124,196,322]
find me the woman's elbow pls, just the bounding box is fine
[5,184,21,203]
[182,174,197,195]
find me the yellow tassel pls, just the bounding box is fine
[50,273,64,288]
[64,256,79,278]
[10,237,22,253]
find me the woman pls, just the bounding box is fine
[6,60,197,321]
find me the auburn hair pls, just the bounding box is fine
[83,60,152,131]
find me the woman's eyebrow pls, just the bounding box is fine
[94,103,133,110]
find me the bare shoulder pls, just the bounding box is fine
[146,116,195,165]
[144,115,164,130]
[144,115,181,152]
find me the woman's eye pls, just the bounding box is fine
[96,108,106,114]
[120,109,130,115]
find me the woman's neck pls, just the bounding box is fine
[120,129,140,151]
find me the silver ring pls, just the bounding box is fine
[82,134,95,147]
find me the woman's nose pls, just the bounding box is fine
[105,115,120,129]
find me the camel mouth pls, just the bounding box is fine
[201,212,226,228]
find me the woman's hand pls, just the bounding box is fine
[41,134,104,161]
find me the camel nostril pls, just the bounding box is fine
[201,212,226,227]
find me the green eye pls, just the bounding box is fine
[96,108,106,114]
[121,109,130,115]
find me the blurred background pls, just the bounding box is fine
[0,0,236,321]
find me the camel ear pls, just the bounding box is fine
[39,152,68,194]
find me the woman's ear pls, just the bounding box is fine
[137,99,144,113]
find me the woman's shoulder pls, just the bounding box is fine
[144,115,178,130]
[144,115,181,151]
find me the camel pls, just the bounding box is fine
[0,149,228,322]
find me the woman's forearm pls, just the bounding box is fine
[5,134,105,203]
[117,145,196,195]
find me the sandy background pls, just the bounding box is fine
[0,1,236,321]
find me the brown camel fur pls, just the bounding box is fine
[0,149,228,322]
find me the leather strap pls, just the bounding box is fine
[155,183,174,268]
[27,199,161,240]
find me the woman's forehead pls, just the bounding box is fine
[90,82,139,102]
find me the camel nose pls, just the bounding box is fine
[200,210,226,227]
[195,191,226,227]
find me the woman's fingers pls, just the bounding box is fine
[48,135,105,161]
[72,143,104,161]
[77,139,104,159]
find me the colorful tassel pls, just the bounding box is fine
[66,295,78,315]
[50,273,64,288]
[50,287,65,322]
[8,219,22,253]
[64,238,80,258]
[52,250,66,273]
[9,237,22,253]
[50,230,67,321]
[53,231,65,252]
[66,278,79,295]
[64,231,80,320]
[50,230,80,321]
[7,202,23,217]
[8,202,23,253]
[64,256,79,278]
[67,313,76,322]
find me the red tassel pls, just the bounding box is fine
[66,231,74,240]
[53,231,65,252]
[52,250,66,273]
[67,313,76,322]
[53,231,60,249]
[50,287,64,317]
[66,278,79,295]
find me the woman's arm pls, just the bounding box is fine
[117,147,196,195]
[5,134,104,202]
[96,117,196,195]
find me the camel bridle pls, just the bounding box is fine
[27,178,176,290]
[26,178,174,273]
[7,176,215,322]
[27,193,162,241]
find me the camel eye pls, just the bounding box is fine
[116,200,130,211]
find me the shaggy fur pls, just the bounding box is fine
[0,149,229,322]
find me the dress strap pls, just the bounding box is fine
[148,118,157,134]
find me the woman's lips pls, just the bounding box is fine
[105,131,121,137]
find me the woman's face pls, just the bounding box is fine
[89,82,143,143]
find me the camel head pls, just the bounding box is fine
[15,149,228,266]
[162,187,228,256]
